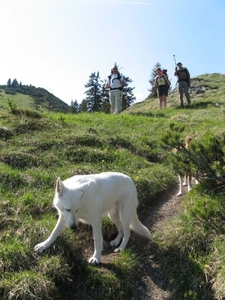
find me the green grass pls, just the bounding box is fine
[0,73,225,299]
[0,90,34,110]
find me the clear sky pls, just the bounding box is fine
[1,0,224,105]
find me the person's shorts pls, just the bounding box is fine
[158,85,168,97]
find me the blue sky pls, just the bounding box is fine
[0,0,224,105]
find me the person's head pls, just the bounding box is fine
[156,67,162,74]
[177,62,183,69]
[111,66,118,74]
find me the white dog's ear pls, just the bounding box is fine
[56,177,65,195]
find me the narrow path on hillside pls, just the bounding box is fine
[130,184,185,300]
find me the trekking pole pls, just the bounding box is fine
[173,54,177,68]
[173,55,178,87]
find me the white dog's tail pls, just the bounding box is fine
[130,214,152,240]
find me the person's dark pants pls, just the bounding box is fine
[177,81,190,106]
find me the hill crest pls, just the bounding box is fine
[0,84,70,112]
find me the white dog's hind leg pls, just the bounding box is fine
[88,222,102,264]
[187,176,192,192]
[114,225,130,253]
[108,209,123,247]
[113,209,132,252]
[176,175,184,196]
[34,213,67,254]
[183,174,188,186]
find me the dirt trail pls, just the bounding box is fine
[131,184,185,300]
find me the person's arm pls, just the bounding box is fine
[154,76,158,88]
[119,75,124,88]
[186,69,191,86]
[186,69,191,81]
[104,77,110,89]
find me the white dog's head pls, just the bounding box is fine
[53,177,91,229]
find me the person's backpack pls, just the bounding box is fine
[108,72,121,81]
[108,73,123,90]
[162,69,171,87]
[177,68,189,81]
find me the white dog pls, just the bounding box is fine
[34,172,152,264]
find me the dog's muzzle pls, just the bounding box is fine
[70,224,77,230]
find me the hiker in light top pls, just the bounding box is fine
[154,67,170,109]
[104,66,124,114]
[174,62,191,106]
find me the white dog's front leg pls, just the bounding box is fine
[34,213,67,254]
[88,223,102,264]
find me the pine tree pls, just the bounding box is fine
[101,83,110,113]
[7,78,11,86]
[148,62,161,98]
[121,76,136,110]
[84,72,103,112]
[79,99,88,112]
[11,78,19,87]
[71,100,80,113]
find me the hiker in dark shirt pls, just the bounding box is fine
[174,62,191,106]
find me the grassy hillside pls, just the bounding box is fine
[0,73,225,299]
[0,84,70,113]
[128,73,225,113]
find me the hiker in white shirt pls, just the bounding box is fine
[105,66,124,114]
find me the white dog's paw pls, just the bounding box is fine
[34,242,48,254]
[88,256,100,265]
[176,191,183,197]
[114,247,123,253]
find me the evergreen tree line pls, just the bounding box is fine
[6,62,166,113]
[7,78,22,87]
